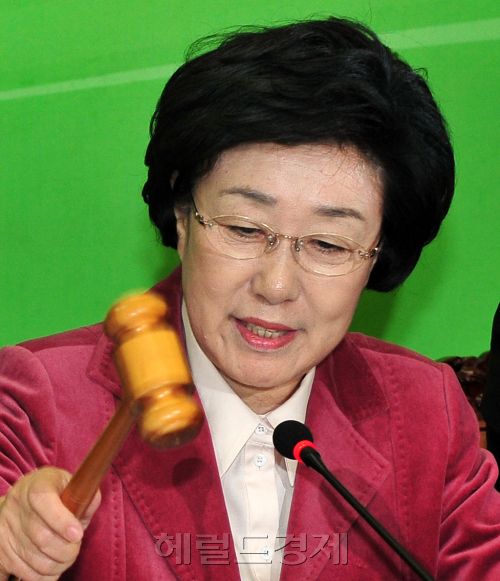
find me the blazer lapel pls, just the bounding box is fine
[113,419,242,581]
[87,268,241,581]
[281,337,393,581]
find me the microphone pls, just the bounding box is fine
[273,420,435,581]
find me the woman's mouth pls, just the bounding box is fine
[235,318,297,350]
[242,321,289,338]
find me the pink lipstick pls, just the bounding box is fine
[235,317,297,350]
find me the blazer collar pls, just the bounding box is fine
[280,338,392,581]
[86,268,241,580]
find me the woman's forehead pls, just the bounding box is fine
[195,143,383,221]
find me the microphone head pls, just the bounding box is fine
[273,420,314,459]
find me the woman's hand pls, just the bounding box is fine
[0,467,101,581]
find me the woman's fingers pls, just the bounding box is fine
[0,467,99,581]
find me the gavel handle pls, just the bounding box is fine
[60,399,136,519]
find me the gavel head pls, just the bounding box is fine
[104,292,204,448]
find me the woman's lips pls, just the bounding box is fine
[234,317,298,350]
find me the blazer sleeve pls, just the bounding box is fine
[0,345,58,494]
[437,362,500,580]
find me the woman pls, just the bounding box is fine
[1,17,499,581]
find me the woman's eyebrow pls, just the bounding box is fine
[220,188,277,205]
[314,205,365,221]
[220,187,365,220]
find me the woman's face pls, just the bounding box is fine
[175,143,383,411]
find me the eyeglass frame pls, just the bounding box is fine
[189,196,380,277]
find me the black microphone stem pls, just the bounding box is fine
[301,448,435,581]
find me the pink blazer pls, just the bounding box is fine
[1,267,499,580]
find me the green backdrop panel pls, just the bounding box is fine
[1,1,500,361]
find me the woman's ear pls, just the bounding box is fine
[174,206,189,260]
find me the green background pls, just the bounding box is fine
[1,1,499,359]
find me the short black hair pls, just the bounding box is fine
[142,17,455,292]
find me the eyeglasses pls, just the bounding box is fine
[191,199,379,277]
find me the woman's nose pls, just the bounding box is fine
[250,241,302,305]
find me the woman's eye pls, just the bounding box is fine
[225,225,265,240]
[309,238,349,253]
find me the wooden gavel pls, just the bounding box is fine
[59,291,204,518]
[10,292,204,581]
